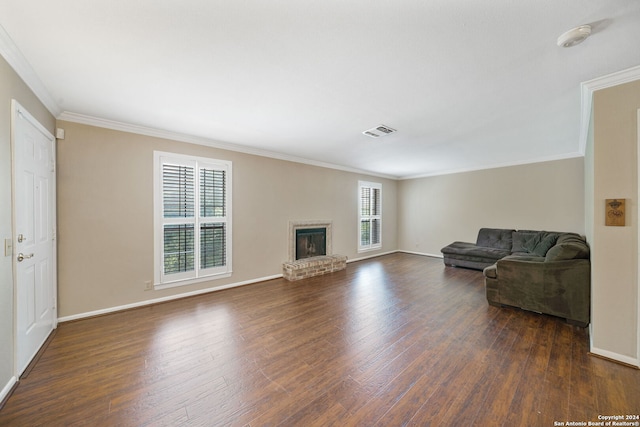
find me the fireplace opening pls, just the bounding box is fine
[295,228,327,260]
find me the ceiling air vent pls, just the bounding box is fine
[362,125,397,138]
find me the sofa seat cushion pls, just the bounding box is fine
[501,254,546,263]
[483,255,544,280]
[511,251,534,257]
[441,241,511,261]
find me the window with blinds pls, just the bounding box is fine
[154,152,232,288]
[358,181,382,252]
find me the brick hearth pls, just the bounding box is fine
[282,254,347,281]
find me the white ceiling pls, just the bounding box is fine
[1,1,640,179]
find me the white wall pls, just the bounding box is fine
[55,121,398,318]
[397,158,586,257]
[589,78,640,365]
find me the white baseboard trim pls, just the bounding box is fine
[1,376,17,403]
[57,251,444,323]
[590,346,639,368]
[58,274,283,323]
[397,250,443,258]
[348,250,399,263]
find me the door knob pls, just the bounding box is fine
[17,253,33,262]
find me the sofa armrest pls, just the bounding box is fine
[493,257,545,310]
[492,258,590,325]
[539,259,590,325]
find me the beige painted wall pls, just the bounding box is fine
[0,56,55,393]
[56,121,397,318]
[590,79,640,362]
[397,157,586,256]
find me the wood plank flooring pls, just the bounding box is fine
[1,253,638,426]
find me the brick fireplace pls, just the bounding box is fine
[283,220,346,281]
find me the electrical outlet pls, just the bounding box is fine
[144,280,153,291]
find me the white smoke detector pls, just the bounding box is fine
[363,125,397,138]
[557,25,591,48]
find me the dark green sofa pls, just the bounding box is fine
[441,227,515,270]
[483,231,590,327]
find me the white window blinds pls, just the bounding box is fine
[199,167,227,270]
[358,181,382,252]
[154,152,232,288]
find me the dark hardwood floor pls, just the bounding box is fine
[1,253,638,426]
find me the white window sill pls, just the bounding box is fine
[154,271,232,290]
[358,246,382,253]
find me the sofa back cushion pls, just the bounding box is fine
[511,231,538,253]
[476,228,515,250]
[523,232,559,257]
[545,233,590,261]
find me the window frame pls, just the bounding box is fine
[153,151,232,289]
[358,180,382,252]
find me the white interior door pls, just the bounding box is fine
[12,100,57,376]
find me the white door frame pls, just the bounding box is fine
[11,99,57,377]
[637,108,640,368]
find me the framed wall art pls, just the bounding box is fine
[605,198,625,226]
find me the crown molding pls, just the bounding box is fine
[579,64,640,155]
[57,111,400,180]
[58,109,590,182]
[0,23,61,117]
[399,151,584,180]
